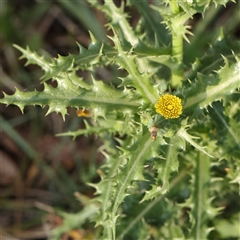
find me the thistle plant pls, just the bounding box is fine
[1,0,240,239]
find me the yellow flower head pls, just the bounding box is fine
[154,94,182,119]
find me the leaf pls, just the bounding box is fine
[184,58,240,110]
[0,75,140,120]
[104,129,157,239]
[208,101,240,159]
[109,29,159,104]
[177,127,213,157]
[141,135,180,202]
[116,168,188,240]
[90,150,123,240]
[129,0,169,45]
[186,29,240,77]
[13,41,115,82]
[215,217,240,238]
[185,152,223,239]
[13,44,50,72]
[51,204,99,240]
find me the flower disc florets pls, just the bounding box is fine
[154,94,182,119]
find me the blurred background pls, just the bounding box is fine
[0,0,239,239]
[0,1,110,239]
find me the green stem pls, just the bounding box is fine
[168,0,183,88]
[171,33,183,87]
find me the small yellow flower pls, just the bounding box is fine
[154,94,182,119]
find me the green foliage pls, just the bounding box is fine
[1,0,240,239]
